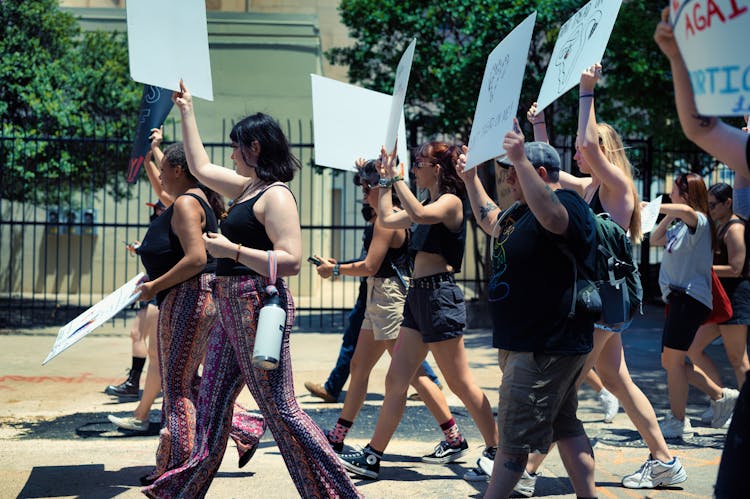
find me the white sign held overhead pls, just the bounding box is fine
[671,0,750,116]
[43,273,144,365]
[640,196,663,235]
[311,75,409,172]
[465,13,537,170]
[535,0,622,114]
[384,39,417,152]
[126,0,213,101]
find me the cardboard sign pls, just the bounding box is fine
[384,39,417,152]
[43,273,144,365]
[465,13,537,170]
[671,0,750,116]
[127,85,174,183]
[311,75,409,172]
[640,196,663,234]
[126,0,213,101]
[535,0,623,114]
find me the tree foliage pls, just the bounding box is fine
[328,0,700,173]
[0,0,141,204]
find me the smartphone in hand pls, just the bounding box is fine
[307,256,322,266]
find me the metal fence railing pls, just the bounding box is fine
[1,120,739,329]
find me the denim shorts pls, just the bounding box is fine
[401,273,465,343]
[723,279,750,325]
[496,350,586,454]
[663,290,711,351]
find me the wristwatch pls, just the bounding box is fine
[333,264,341,277]
[378,178,391,188]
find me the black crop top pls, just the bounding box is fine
[216,184,291,276]
[409,212,466,273]
[588,186,605,215]
[363,225,411,278]
[138,193,218,304]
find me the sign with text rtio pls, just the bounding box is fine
[671,0,750,116]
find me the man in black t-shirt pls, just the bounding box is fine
[458,122,598,498]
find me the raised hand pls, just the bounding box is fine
[502,118,526,165]
[654,6,680,59]
[455,145,477,182]
[172,80,193,114]
[580,63,602,93]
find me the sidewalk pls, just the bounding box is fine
[0,303,731,498]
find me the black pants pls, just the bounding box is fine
[715,371,750,498]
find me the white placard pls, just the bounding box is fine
[43,273,144,365]
[535,0,622,114]
[671,0,750,116]
[311,75,409,172]
[384,39,417,152]
[465,13,537,170]
[126,0,214,101]
[640,196,663,235]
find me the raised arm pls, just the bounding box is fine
[659,202,700,230]
[456,146,499,236]
[172,81,249,199]
[144,127,175,206]
[654,7,750,177]
[504,119,568,235]
[527,102,549,143]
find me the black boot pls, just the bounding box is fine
[105,357,144,398]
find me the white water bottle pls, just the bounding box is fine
[252,285,285,369]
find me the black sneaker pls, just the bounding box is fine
[105,379,139,398]
[327,433,344,454]
[339,447,380,479]
[421,439,469,464]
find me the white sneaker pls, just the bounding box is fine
[700,405,713,424]
[463,446,496,482]
[598,387,619,423]
[477,456,538,498]
[108,414,149,431]
[621,455,687,488]
[659,411,693,439]
[711,388,739,428]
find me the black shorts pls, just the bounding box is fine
[663,291,711,351]
[723,279,750,325]
[401,273,465,343]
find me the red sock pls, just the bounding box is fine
[440,417,464,447]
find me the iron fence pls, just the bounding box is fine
[0,120,739,330]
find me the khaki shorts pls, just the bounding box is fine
[361,276,408,341]
[497,349,586,454]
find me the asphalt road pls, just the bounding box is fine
[0,303,736,498]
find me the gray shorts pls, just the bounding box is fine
[401,273,465,343]
[497,350,586,454]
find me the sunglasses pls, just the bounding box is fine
[415,161,434,169]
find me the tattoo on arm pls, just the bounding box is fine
[479,201,498,221]
[692,113,715,129]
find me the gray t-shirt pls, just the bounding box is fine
[658,212,713,308]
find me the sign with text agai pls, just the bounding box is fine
[311,75,409,172]
[465,13,536,170]
[43,273,144,365]
[535,0,623,115]
[671,0,750,116]
[126,0,213,101]
[384,39,417,153]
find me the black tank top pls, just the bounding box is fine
[408,199,466,272]
[588,186,605,215]
[362,224,410,278]
[216,184,292,276]
[715,218,747,294]
[138,193,218,303]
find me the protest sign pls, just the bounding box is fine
[640,196,663,235]
[126,0,213,101]
[465,13,536,170]
[671,0,750,116]
[384,39,417,153]
[43,273,144,365]
[127,85,174,183]
[535,0,622,114]
[311,75,409,172]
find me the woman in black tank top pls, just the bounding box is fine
[340,142,499,479]
[144,82,362,499]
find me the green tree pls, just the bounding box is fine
[328,0,700,173]
[0,0,141,204]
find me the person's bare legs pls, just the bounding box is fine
[663,347,725,419]
[485,451,528,498]
[339,329,388,422]
[688,324,724,386]
[719,325,749,387]
[596,333,671,462]
[584,369,604,392]
[429,336,498,447]
[369,328,430,452]
[131,306,148,358]
[134,304,160,421]
[557,434,596,497]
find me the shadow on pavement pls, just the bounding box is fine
[17,464,151,498]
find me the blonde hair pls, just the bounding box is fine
[597,122,642,243]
